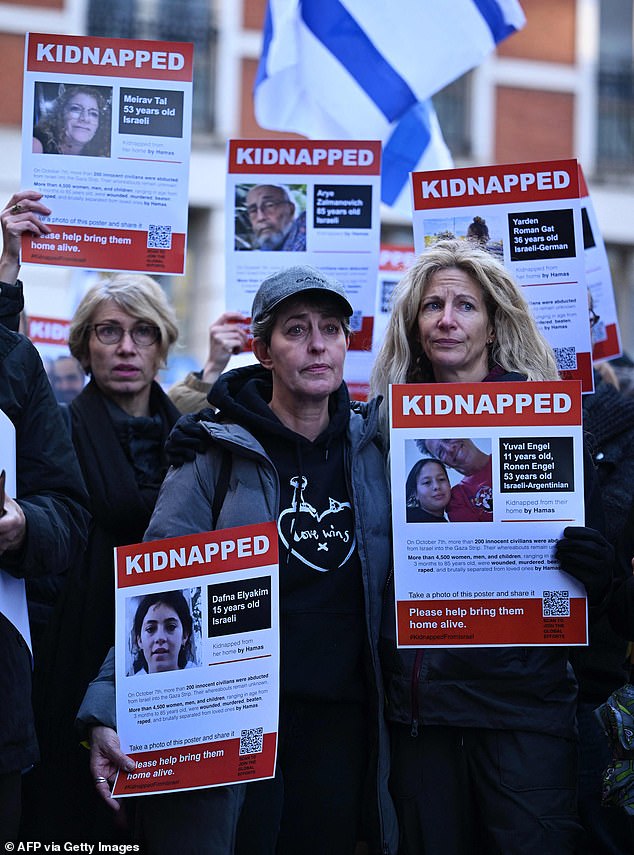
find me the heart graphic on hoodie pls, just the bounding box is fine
[277,476,356,572]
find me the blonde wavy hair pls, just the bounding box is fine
[69,273,179,373]
[369,239,559,440]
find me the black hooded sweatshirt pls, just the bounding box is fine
[210,366,367,704]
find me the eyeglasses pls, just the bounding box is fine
[245,199,290,217]
[90,323,160,347]
[66,104,100,122]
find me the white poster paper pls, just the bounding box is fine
[225,139,381,353]
[113,522,279,797]
[410,159,594,392]
[21,32,193,274]
[390,380,587,648]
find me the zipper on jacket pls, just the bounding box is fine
[410,650,423,737]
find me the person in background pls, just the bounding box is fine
[49,354,85,404]
[168,310,248,413]
[370,239,612,855]
[0,189,243,416]
[610,505,634,638]
[570,351,634,852]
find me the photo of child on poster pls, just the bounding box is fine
[126,587,202,675]
[405,438,493,522]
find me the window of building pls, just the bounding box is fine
[597,0,634,172]
[87,0,217,133]
[432,72,472,160]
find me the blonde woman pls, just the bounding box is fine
[370,240,612,855]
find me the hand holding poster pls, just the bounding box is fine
[21,33,193,274]
[390,381,588,648]
[113,522,279,797]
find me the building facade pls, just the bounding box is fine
[1,0,634,363]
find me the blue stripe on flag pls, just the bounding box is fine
[382,101,433,206]
[473,0,517,43]
[300,0,416,122]
[255,1,274,87]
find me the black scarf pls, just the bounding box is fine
[35,380,179,750]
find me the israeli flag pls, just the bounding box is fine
[255,0,526,212]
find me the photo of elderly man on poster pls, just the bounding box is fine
[235,183,307,251]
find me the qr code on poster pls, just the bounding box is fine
[239,726,264,756]
[553,346,577,371]
[350,310,363,332]
[147,224,172,250]
[542,589,570,617]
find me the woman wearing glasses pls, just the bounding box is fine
[32,84,111,158]
[25,274,180,841]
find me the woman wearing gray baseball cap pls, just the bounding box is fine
[79,265,397,855]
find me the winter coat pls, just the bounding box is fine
[79,364,398,854]
[0,325,89,773]
[569,375,634,703]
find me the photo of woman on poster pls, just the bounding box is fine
[32,82,112,157]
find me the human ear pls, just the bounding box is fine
[253,338,273,370]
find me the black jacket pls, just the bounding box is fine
[569,376,634,702]
[0,278,24,332]
[609,495,634,640]
[0,325,89,773]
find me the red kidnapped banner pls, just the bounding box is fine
[27,33,194,81]
[412,159,580,210]
[391,381,583,429]
[228,139,381,176]
[116,523,278,589]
